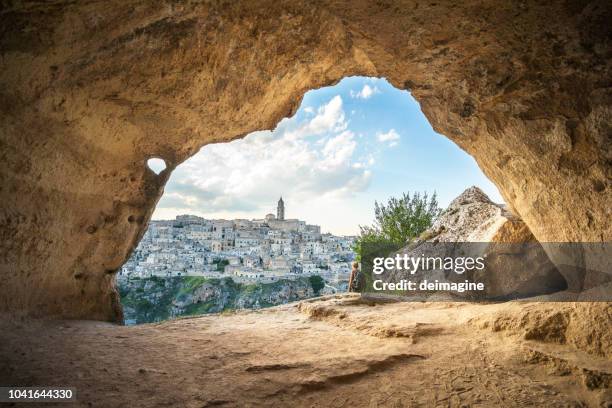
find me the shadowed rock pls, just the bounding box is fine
[0,1,610,321]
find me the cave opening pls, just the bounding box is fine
[117,77,511,325]
[147,158,167,175]
[2,3,611,404]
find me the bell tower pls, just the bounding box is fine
[277,197,285,221]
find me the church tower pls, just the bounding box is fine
[277,197,285,221]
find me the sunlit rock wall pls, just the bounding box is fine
[0,0,609,320]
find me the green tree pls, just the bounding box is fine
[353,191,441,260]
[309,275,325,295]
[216,259,230,272]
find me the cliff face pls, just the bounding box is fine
[1,1,610,320]
[118,276,321,324]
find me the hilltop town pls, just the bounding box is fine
[119,198,356,291]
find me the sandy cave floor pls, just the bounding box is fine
[1,295,611,408]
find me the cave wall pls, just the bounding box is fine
[0,0,610,321]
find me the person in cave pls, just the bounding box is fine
[348,262,363,292]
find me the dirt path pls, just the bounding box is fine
[1,295,610,407]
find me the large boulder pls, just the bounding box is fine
[426,186,531,242]
[382,187,567,300]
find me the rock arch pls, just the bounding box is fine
[0,0,610,321]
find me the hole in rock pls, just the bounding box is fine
[147,157,167,175]
[118,77,519,325]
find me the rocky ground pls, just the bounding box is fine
[1,294,610,407]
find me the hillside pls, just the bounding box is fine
[119,275,327,324]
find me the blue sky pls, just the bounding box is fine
[152,77,503,235]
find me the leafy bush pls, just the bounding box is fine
[216,259,230,272]
[309,275,325,295]
[353,191,441,261]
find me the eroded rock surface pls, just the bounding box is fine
[1,296,610,407]
[386,187,567,299]
[0,1,610,319]
[427,186,531,242]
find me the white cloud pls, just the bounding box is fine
[153,96,372,219]
[306,95,347,134]
[304,106,314,114]
[377,129,400,147]
[321,131,356,167]
[350,84,380,99]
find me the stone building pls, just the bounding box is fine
[277,197,285,221]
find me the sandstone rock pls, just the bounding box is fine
[480,302,612,359]
[426,186,530,243]
[0,297,606,406]
[384,187,567,300]
[0,1,610,320]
